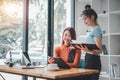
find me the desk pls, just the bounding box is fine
[0,65,99,80]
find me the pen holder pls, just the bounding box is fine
[9,62,14,67]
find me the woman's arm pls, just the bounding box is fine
[54,46,60,57]
[67,50,81,68]
[91,36,102,54]
[48,46,60,64]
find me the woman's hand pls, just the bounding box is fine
[48,56,55,64]
[69,45,76,49]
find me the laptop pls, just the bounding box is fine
[22,53,46,69]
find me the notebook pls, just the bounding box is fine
[70,41,100,50]
[22,65,46,69]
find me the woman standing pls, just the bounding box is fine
[76,5,103,80]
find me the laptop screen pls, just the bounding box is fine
[22,52,31,66]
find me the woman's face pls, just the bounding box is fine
[82,15,93,26]
[63,30,71,45]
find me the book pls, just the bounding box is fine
[114,64,120,77]
[110,64,116,77]
[102,45,108,55]
[70,40,100,50]
[110,64,120,77]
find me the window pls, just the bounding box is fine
[0,0,75,79]
[0,0,48,66]
[54,0,74,47]
[0,0,23,64]
[54,0,66,46]
[28,0,48,65]
[0,0,48,79]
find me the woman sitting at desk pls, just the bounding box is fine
[48,27,81,68]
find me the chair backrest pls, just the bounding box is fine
[79,59,85,68]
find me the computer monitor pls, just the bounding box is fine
[22,52,31,66]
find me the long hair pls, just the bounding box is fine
[61,27,76,45]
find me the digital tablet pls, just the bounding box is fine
[71,42,100,50]
[53,57,71,69]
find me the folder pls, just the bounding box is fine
[70,41,100,50]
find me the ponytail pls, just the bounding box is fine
[81,4,98,22]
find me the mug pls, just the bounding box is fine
[9,62,14,67]
[47,64,59,70]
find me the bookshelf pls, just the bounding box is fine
[75,0,120,80]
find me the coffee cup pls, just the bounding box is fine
[9,62,14,67]
[47,64,59,70]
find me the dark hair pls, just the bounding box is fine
[62,27,76,45]
[81,4,98,22]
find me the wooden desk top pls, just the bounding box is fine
[0,65,99,79]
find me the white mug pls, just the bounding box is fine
[47,64,59,70]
